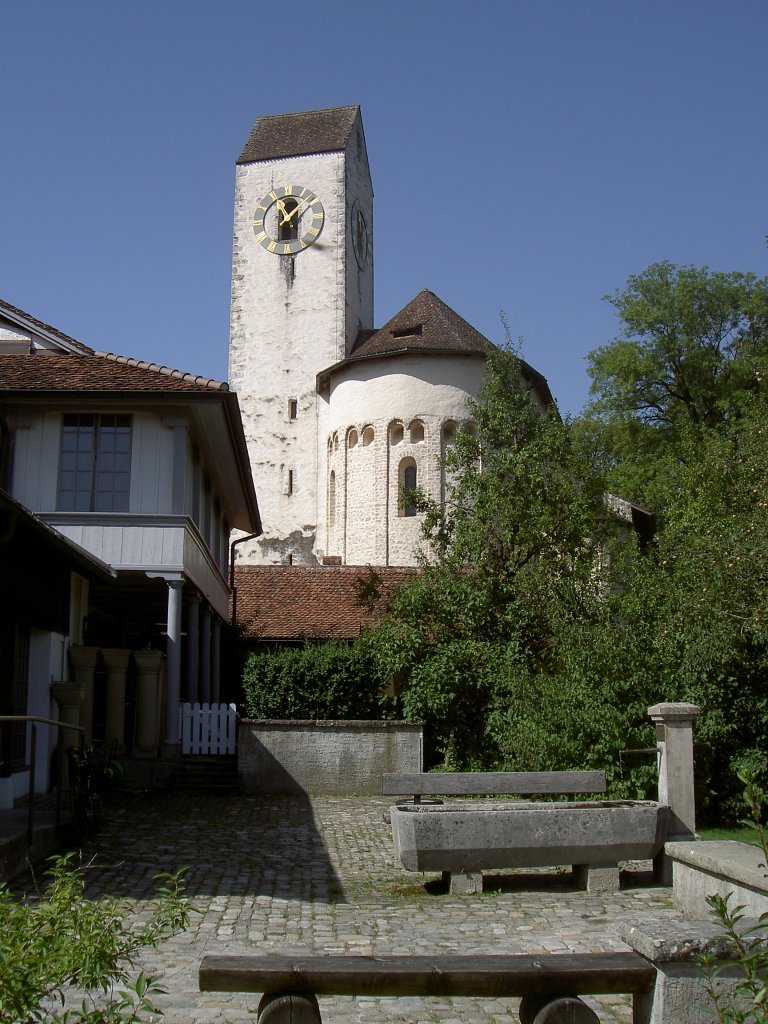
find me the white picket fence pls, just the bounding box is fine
[179,702,237,756]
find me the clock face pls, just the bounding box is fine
[252,184,325,255]
[350,198,369,270]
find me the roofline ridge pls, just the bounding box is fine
[94,350,229,391]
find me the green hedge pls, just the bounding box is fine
[240,639,394,720]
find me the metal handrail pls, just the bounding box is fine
[0,715,85,846]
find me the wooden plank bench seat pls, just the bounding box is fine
[200,952,656,1024]
[382,770,608,803]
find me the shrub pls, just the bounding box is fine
[0,854,190,1023]
[240,639,394,720]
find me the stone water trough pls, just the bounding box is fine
[389,703,700,893]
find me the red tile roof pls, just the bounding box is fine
[0,353,228,393]
[233,565,419,640]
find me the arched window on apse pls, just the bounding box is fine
[399,458,418,517]
[329,470,336,530]
[389,421,404,446]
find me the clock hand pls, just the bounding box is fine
[279,195,312,226]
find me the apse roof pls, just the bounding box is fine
[317,289,554,405]
[237,105,361,164]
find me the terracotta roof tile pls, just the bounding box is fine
[234,565,418,640]
[0,353,229,393]
[238,105,360,164]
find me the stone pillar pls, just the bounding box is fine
[185,591,200,703]
[68,646,99,745]
[200,604,211,704]
[211,616,221,704]
[620,917,752,1024]
[51,681,86,788]
[100,648,131,753]
[648,701,700,885]
[133,649,164,757]
[648,702,700,838]
[163,580,184,756]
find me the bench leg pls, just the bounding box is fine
[572,862,620,892]
[519,993,599,1023]
[258,992,322,1024]
[442,870,483,894]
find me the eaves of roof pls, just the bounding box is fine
[0,489,115,581]
[0,298,95,355]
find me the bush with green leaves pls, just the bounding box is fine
[702,756,768,1022]
[240,638,393,720]
[0,854,190,1024]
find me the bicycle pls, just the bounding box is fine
[66,744,103,842]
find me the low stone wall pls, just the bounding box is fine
[238,720,423,796]
[666,839,768,918]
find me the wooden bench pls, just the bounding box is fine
[200,952,656,1024]
[382,770,607,803]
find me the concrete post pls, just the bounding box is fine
[200,604,211,704]
[648,702,700,839]
[648,702,700,885]
[133,649,164,757]
[51,681,86,790]
[185,591,200,703]
[100,648,131,753]
[211,616,221,704]
[68,646,99,745]
[163,580,184,756]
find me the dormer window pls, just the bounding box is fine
[392,325,422,341]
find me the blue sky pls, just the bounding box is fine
[1,0,766,415]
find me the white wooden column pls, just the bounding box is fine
[185,591,200,703]
[211,616,221,704]
[163,579,184,753]
[200,604,211,704]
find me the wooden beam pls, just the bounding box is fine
[199,953,654,998]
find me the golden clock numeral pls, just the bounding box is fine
[255,231,268,243]
[282,243,293,255]
[267,241,278,253]
[283,185,292,196]
[269,190,278,202]
[307,227,319,237]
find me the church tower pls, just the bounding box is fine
[229,106,373,565]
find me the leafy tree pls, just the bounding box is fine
[0,855,190,1024]
[359,344,616,767]
[583,261,768,511]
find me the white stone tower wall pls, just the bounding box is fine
[229,119,373,565]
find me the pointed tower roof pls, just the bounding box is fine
[237,105,361,164]
[317,289,553,405]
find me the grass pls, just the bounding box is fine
[698,825,762,846]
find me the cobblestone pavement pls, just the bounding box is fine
[29,791,682,1023]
